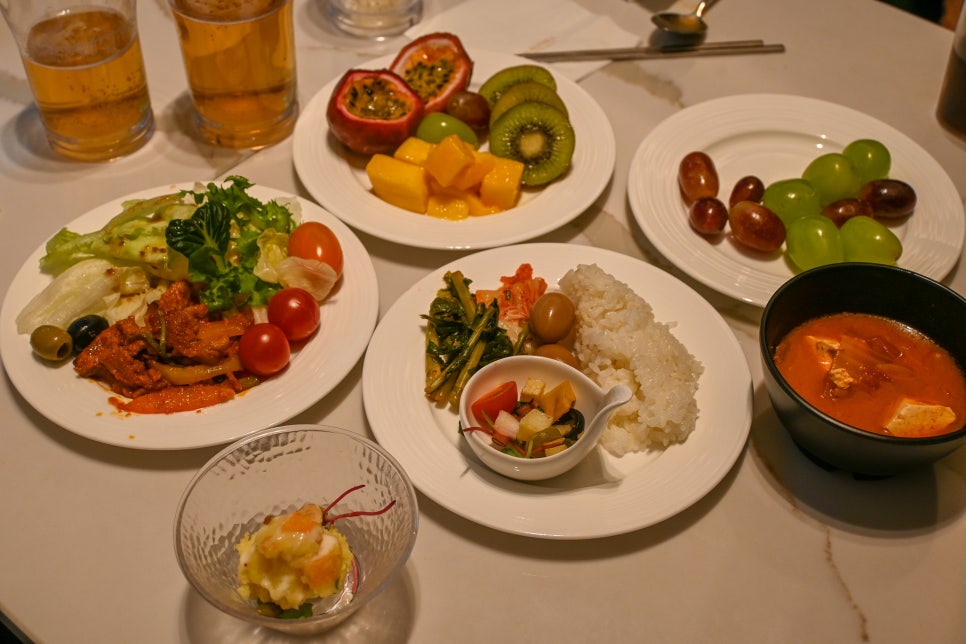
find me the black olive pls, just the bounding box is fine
[554,408,585,440]
[67,314,110,352]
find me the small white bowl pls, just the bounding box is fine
[458,355,631,481]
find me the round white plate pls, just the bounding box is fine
[362,243,753,539]
[0,184,379,450]
[628,93,965,307]
[293,50,615,251]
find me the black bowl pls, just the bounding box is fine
[760,263,966,476]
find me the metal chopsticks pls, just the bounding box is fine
[519,40,785,63]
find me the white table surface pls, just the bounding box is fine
[1,1,965,642]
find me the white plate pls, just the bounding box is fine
[0,184,379,450]
[628,93,965,307]
[293,50,615,251]
[362,244,752,539]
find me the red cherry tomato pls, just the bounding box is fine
[239,323,291,377]
[268,287,320,341]
[470,381,518,426]
[288,222,344,277]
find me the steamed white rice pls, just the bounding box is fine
[558,264,703,455]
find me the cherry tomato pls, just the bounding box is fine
[268,287,320,341]
[288,222,344,277]
[239,323,291,377]
[471,381,518,426]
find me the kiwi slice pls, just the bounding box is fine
[489,82,569,127]
[479,65,557,107]
[489,102,575,187]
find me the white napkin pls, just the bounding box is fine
[406,0,642,81]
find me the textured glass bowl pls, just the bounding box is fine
[173,424,419,635]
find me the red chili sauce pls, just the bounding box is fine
[773,312,966,437]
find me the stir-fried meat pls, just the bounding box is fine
[73,280,253,401]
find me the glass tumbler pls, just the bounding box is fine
[937,1,966,137]
[0,0,155,161]
[168,0,299,149]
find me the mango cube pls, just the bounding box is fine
[451,151,498,191]
[480,157,525,210]
[423,134,476,187]
[427,193,470,220]
[366,154,430,214]
[393,137,436,166]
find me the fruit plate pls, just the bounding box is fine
[0,184,379,450]
[362,243,753,539]
[293,50,615,251]
[628,93,965,307]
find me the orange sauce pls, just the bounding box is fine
[773,313,966,437]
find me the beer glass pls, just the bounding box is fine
[168,0,298,149]
[0,0,155,161]
[937,1,966,137]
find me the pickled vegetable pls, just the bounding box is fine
[688,197,728,235]
[728,201,786,252]
[858,179,917,219]
[678,151,719,205]
[729,175,765,208]
[534,343,579,369]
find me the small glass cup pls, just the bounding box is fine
[168,0,299,149]
[0,0,154,161]
[937,1,966,137]
[328,0,423,38]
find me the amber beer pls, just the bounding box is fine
[170,0,298,148]
[21,8,153,161]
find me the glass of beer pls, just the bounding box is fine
[168,0,298,149]
[0,0,155,162]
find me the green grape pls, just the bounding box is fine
[839,216,902,264]
[843,139,891,184]
[802,153,862,205]
[761,178,822,226]
[785,215,844,272]
[415,112,479,147]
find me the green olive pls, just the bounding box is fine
[30,325,73,361]
[529,292,576,344]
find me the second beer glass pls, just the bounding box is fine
[169,0,298,149]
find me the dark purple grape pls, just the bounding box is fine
[858,179,917,219]
[729,175,765,208]
[689,197,728,235]
[445,91,491,131]
[728,201,786,252]
[821,198,874,227]
[678,151,719,205]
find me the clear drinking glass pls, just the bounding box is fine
[937,1,966,137]
[328,0,423,38]
[0,0,154,161]
[168,0,299,149]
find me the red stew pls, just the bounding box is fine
[773,313,966,437]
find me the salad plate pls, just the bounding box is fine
[628,93,965,307]
[362,243,753,539]
[292,50,615,251]
[0,183,379,450]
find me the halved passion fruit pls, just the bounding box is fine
[390,32,473,114]
[326,69,425,155]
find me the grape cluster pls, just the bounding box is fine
[677,139,917,272]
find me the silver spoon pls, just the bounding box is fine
[652,0,719,36]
